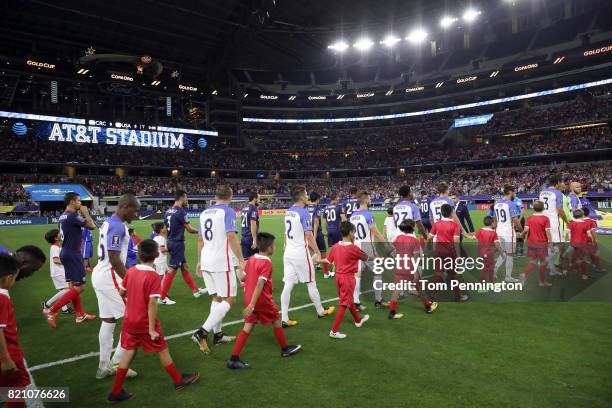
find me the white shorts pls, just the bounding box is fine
[51,274,68,290]
[356,241,376,274]
[283,255,315,284]
[154,262,167,276]
[497,230,516,254]
[547,215,563,243]
[202,269,237,298]
[94,288,125,319]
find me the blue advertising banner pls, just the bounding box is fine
[0,217,49,227]
[453,114,494,128]
[22,184,93,202]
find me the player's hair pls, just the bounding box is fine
[582,207,590,217]
[329,193,339,201]
[16,245,46,264]
[436,183,448,194]
[387,207,394,215]
[309,191,321,202]
[174,190,187,201]
[483,216,494,227]
[63,191,80,206]
[349,187,359,196]
[573,209,584,219]
[399,219,415,234]
[0,253,20,278]
[359,191,370,206]
[128,227,135,234]
[440,203,453,218]
[420,190,427,196]
[118,193,139,208]
[216,185,232,200]
[291,186,306,202]
[503,184,515,195]
[152,222,165,234]
[398,185,411,198]
[339,221,355,237]
[532,200,545,212]
[138,239,158,263]
[44,229,60,244]
[256,232,275,253]
[248,191,258,202]
[548,175,560,185]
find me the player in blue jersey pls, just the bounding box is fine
[416,190,432,233]
[322,193,343,277]
[394,185,427,237]
[428,183,469,237]
[493,185,524,283]
[568,182,583,212]
[159,190,205,305]
[514,195,526,256]
[307,192,330,278]
[126,228,138,268]
[341,187,360,220]
[240,192,260,259]
[81,227,94,272]
[44,192,97,328]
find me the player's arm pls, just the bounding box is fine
[52,256,62,265]
[545,228,553,246]
[313,216,320,238]
[243,277,266,318]
[0,329,16,374]
[196,234,204,277]
[415,220,427,238]
[512,216,524,233]
[184,222,198,234]
[78,205,96,230]
[305,231,321,261]
[453,234,461,256]
[108,251,127,278]
[521,226,530,239]
[250,218,258,249]
[587,228,596,244]
[452,213,468,236]
[557,206,569,225]
[464,207,475,233]
[227,231,245,273]
[148,296,160,341]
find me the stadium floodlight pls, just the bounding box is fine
[440,16,458,29]
[353,38,374,51]
[328,41,349,52]
[406,28,428,44]
[462,8,481,23]
[380,35,401,48]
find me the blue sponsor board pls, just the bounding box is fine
[0,217,49,227]
[22,184,93,202]
[453,114,494,128]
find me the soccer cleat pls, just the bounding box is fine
[281,344,302,357]
[388,311,404,320]
[282,320,298,328]
[539,281,552,287]
[581,274,589,280]
[426,302,439,314]
[107,390,133,403]
[75,313,96,323]
[329,331,347,339]
[355,314,370,327]
[504,277,520,283]
[41,301,48,310]
[317,306,336,318]
[175,372,200,391]
[329,272,336,277]
[110,364,138,378]
[549,269,563,277]
[375,300,389,309]
[213,332,236,345]
[158,297,176,305]
[519,273,527,286]
[61,306,75,315]
[227,358,250,369]
[43,308,57,329]
[192,328,210,354]
[323,273,332,279]
[354,303,367,312]
[458,293,471,302]
[95,368,111,379]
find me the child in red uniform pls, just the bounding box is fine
[582,208,603,272]
[475,216,504,283]
[227,232,302,369]
[108,239,199,403]
[325,221,370,339]
[520,201,552,286]
[568,209,595,280]
[0,254,30,408]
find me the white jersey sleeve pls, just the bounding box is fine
[49,245,64,277]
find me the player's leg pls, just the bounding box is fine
[179,262,204,298]
[302,260,335,318]
[160,241,180,303]
[107,348,136,403]
[158,348,199,389]
[227,322,255,369]
[281,258,298,326]
[388,287,403,320]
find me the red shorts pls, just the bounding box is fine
[244,302,279,325]
[0,358,31,388]
[336,274,356,307]
[527,244,548,260]
[121,326,168,353]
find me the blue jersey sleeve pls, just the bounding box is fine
[301,208,313,232]
[410,202,422,222]
[224,208,238,233]
[554,190,563,206]
[365,212,374,226]
[180,208,190,224]
[509,201,519,218]
[107,221,126,252]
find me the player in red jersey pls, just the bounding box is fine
[0,254,30,408]
[108,240,199,403]
[324,221,370,339]
[391,219,437,319]
[568,209,596,280]
[427,204,469,302]
[582,208,603,272]
[227,232,302,369]
[519,201,553,287]
[475,216,504,283]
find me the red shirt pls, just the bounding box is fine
[475,228,499,255]
[525,214,550,243]
[393,234,420,273]
[0,290,23,361]
[121,265,162,333]
[327,242,368,275]
[584,218,597,242]
[430,218,460,243]
[244,254,274,308]
[569,219,592,245]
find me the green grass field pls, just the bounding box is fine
[1,210,611,407]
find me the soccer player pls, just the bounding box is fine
[126,228,138,268]
[42,229,72,314]
[475,216,503,284]
[159,190,204,305]
[416,190,432,233]
[152,222,169,276]
[383,207,397,243]
[429,183,468,237]
[582,207,603,272]
[307,192,330,277]
[514,195,527,257]
[322,193,343,276]
[279,186,335,327]
[92,194,140,379]
[192,185,243,353]
[568,209,595,280]
[568,182,583,212]
[325,221,370,339]
[81,227,94,272]
[240,192,260,260]
[227,232,302,369]
[108,239,199,403]
[493,185,523,283]
[520,200,552,286]
[350,191,390,309]
[43,192,96,328]
[341,187,360,220]
[394,185,427,237]
[539,175,570,274]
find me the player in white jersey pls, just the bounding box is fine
[192,185,244,354]
[428,183,468,236]
[493,185,524,283]
[384,207,397,242]
[280,186,335,327]
[394,185,428,236]
[42,229,71,314]
[91,194,140,379]
[152,222,168,275]
[539,175,570,274]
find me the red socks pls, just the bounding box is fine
[331,306,346,333]
[273,327,288,349]
[389,300,397,312]
[164,363,182,384]
[231,330,250,357]
[522,262,537,278]
[539,264,546,283]
[181,269,198,293]
[49,287,83,314]
[111,367,128,396]
[322,256,329,275]
[160,272,175,299]
[348,305,361,323]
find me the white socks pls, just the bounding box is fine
[494,255,505,276]
[202,300,230,333]
[373,274,383,302]
[505,256,514,279]
[306,281,324,315]
[353,277,361,304]
[111,334,126,366]
[98,321,115,370]
[211,301,222,334]
[280,281,295,322]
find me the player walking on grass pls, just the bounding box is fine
[324,221,370,339]
[322,193,343,276]
[42,229,72,314]
[159,190,205,305]
[307,192,330,277]
[429,183,467,234]
[475,216,504,284]
[519,201,553,286]
[493,185,523,283]
[568,209,595,280]
[192,185,244,353]
[394,185,428,237]
[280,186,335,328]
[92,194,140,379]
[44,192,96,328]
[227,232,302,369]
[342,187,360,220]
[539,175,569,275]
[240,192,260,260]
[581,208,603,272]
[107,239,199,403]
